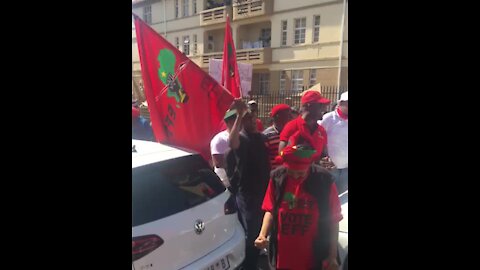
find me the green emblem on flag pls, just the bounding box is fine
[158,49,188,105]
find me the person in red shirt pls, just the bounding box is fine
[255,130,342,270]
[247,100,264,132]
[278,90,331,157]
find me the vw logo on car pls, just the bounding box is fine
[194,219,205,234]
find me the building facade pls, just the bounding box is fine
[132,0,348,96]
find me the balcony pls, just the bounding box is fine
[233,0,273,21]
[200,5,233,26]
[236,47,271,65]
[200,47,271,67]
[201,52,223,67]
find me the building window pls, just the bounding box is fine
[175,0,179,18]
[313,15,320,43]
[183,36,190,55]
[175,37,179,49]
[182,0,189,17]
[143,5,152,24]
[207,35,214,51]
[259,73,270,95]
[309,69,317,87]
[294,18,306,44]
[291,70,304,92]
[193,0,197,14]
[193,34,197,55]
[281,20,287,46]
[260,28,271,48]
[280,71,287,95]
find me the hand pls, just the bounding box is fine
[231,98,248,118]
[254,235,269,249]
[323,258,339,270]
[320,157,336,170]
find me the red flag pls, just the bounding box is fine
[134,15,234,160]
[221,15,242,98]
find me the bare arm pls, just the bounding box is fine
[228,111,243,150]
[254,211,273,249]
[259,211,273,238]
[328,222,339,261]
[211,154,225,168]
[228,99,247,150]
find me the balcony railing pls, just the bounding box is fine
[201,52,224,67]
[200,47,271,67]
[200,5,232,26]
[236,47,271,64]
[233,0,272,20]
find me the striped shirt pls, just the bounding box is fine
[263,125,281,169]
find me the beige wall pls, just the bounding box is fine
[272,44,339,63]
[274,0,338,12]
[133,0,202,34]
[271,3,344,48]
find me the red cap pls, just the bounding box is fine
[132,107,140,118]
[301,91,330,105]
[270,104,291,117]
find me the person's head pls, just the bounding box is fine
[278,132,318,179]
[223,109,238,131]
[270,104,291,130]
[242,111,257,134]
[338,91,348,116]
[300,91,330,121]
[247,100,258,118]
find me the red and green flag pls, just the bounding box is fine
[133,15,234,159]
[221,15,242,98]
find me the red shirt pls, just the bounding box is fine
[256,118,264,132]
[279,116,328,155]
[262,176,343,270]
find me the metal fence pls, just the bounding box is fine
[138,86,348,125]
[246,86,347,127]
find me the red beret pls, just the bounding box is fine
[270,104,291,117]
[301,91,330,105]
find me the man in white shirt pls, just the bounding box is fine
[319,91,348,193]
[210,109,237,187]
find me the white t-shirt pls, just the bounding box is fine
[319,110,348,169]
[210,130,231,187]
[210,130,230,155]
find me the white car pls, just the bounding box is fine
[132,140,245,270]
[338,190,348,270]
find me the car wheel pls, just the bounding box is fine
[342,254,348,270]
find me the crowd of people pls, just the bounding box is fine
[210,90,348,270]
[132,89,348,270]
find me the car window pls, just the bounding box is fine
[132,154,226,227]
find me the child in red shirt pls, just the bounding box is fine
[255,130,342,270]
